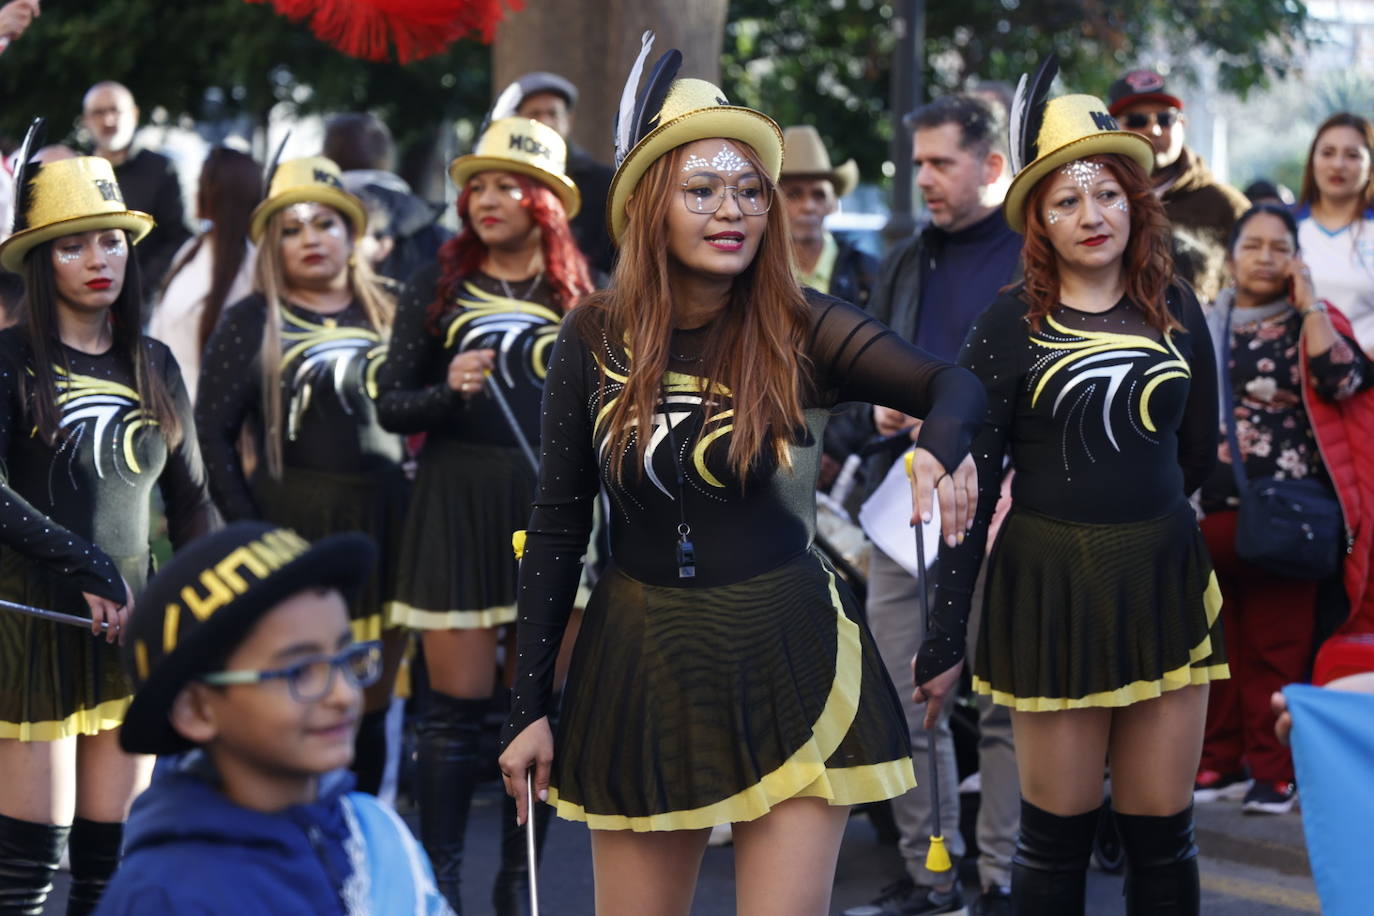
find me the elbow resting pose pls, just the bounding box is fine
[496,38,983,916]
[911,58,1226,916]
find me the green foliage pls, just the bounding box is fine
[722,0,1310,182]
[0,0,492,155]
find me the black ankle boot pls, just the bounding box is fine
[1115,806,1200,916]
[351,707,390,795]
[65,818,124,916]
[416,692,488,914]
[492,791,552,916]
[0,812,70,915]
[1010,800,1100,916]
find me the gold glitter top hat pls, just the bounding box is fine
[608,32,783,243]
[448,117,580,219]
[249,156,367,244]
[781,126,859,198]
[0,156,154,273]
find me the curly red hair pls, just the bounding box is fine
[1019,153,1179,333]
[428,172,592,331]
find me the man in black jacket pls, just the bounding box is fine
[514,71,614,276]
[844,94,1022,916]
[81,81,190,304]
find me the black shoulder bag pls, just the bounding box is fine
[1220,300,1343,580]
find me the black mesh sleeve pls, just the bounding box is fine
[375,265,467,434]
[500,320,599,747]
[1173,286,1219,496]
[195,297,264,521]
[807,294,984,475]
[155,347,219,547]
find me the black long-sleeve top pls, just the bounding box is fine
[376,264,562,448]
[196,294,402,521]
[918,286,1219,684]
[0,328,215,603]
[502,291,987,742]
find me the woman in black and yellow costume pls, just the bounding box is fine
[195,156,405,795]
[376,103,592,912]
[913,57,1224,915]
[496,38,984,916]
[0,124,216,914]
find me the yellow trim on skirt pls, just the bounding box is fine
[974,572,1230,711]
[544,569,917,831]
[386,602,516,631]
[0,695,131,742]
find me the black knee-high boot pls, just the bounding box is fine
[1010,800,1100,916]
[492,696,557,916]
[351,707,390,795]
[417,692,488,914]
[65,818,124,916]
[0,812,69,915]
[1115,806,1200,916]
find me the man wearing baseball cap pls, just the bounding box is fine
[1109,68,1249,297]
[514,70,614,274]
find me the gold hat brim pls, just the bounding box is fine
[1004,131,1155,234]
[0,211,153,274]
[448,156,582,220]
[608,106,785,243]
[248,186,368,244]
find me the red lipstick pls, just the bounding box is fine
[85,278,113,290]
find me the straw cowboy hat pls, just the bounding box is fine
[780,126,859,198]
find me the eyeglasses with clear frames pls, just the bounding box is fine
[201,641,383,702]
[680,175,772,216]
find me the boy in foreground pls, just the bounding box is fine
[96,522,452,914]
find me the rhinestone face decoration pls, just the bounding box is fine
[55,248,82,264]
[101,235,127,257]
[286,202,348,238]
[1058,160,1102,191]
[1045,209,1062,225]
[1107,197,1130,213]
[682,144,749,176]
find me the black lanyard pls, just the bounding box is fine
[658,392,696,579]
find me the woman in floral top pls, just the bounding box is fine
[1197,203,1370,814]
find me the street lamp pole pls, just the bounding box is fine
[885,0,924,245]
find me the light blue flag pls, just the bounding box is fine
[1284,683,1374,916]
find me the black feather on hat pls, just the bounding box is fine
[1009,54,1059,174]
[613,31,682,168]
[10,117,46,237]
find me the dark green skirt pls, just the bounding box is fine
[391,439,534,630]
[548,549,916,831]
[973,502,1228,710]
[253,464,409,641]
[0,549,147,741]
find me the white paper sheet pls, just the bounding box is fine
[857,448,941,579]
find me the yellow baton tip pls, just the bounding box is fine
[905,449,915,478]
[925,834,953,873]
[512,529,527,560]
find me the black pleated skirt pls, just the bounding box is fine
[973,502,1229,710]
[391,439,534,630]
[254,464,409,641]
[548,549,916,831]
[0,550,147,741]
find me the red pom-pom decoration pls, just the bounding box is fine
[245,0,520,63]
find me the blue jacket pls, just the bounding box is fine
[96,755,451,915]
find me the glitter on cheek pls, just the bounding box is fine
[1045,209,1062,225]
[55,248,82,265]
[1107,197,1130,213]
[101,238,127,257]
[322,220,348,240]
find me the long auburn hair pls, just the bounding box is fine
[1299,113,1374,213]
[253,205,395,478]
[158,147,263,352]
[576,142,811,484]
[20,236,182,448]
[429,172,592,331]
[1020,152,1179,333]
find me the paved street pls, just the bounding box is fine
[45,780,1319,914]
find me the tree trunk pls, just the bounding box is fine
[493,0,728,163]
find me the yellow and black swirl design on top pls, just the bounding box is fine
[43,365,158,481]
[591,347,737,510]
[443,282,560,389]
[1028,314,1190,457]
[280,307,387,442]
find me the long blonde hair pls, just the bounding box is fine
[577,142,811,485]
[253,206,395,477]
